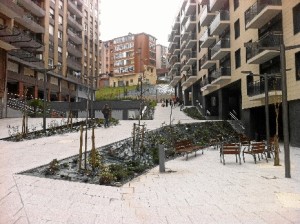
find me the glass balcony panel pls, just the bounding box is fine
[210,10,230,36]
[211,38,230,60]
[200,5,216,27]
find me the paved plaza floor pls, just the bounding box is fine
[0,104,299,224]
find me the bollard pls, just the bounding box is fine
[158,144,165,173]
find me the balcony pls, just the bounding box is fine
[14,15,44,33]
[181,30,190,42]
[210,0,228,12]
[210,10,230,36]
[181,47,190,58]
[246,32,281,64]
[173,16,180,30]
[200,51,216,69]
[200,5,216,27]
[185,0,197,16]
[186,33,197,48]
[68,0,83,18]
[67,57,82,71]
[67,29,82,44]
[247,77,282,100]
[67,14,82,31]
[200,28,216,48]
[67,44,82,58]
[170,72,181,87]
[0,0,24,19]
[245,0,282,29]
[201,76,218,91]
[168,43,180,55]
[211,38,230,60]
[185,15,196,32]
[210,67,231,85]
[186,51,197,66]
[17,0,45,17]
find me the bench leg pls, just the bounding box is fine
[238,153,241,165]
[253,154,257,164]
[243,152,246,163]
[222,154,225,165]
[186,153,188,161]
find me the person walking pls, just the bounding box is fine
[102,104,111,128]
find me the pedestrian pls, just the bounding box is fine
[102,104,111,128]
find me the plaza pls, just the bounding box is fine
[0,104,299,224]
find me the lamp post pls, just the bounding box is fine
[244,35,300,178]
[242,71,279,158]
[33,65,60,132]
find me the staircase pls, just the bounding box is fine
[227,111,245,134]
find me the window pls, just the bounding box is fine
[58,31,62,40]
[235,49,241,69]
[49,8,54,19]
[58,46,62,58]
[296,51,300,81]
[58,15,63,25]
[233,0,239,10]
[49,25,54,35]
[59,0,63,9]
[234,19,240,39]
[293,3,300,34]
[48,58,53,67]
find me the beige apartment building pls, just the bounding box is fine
[0,0,101,118]
[100,33,157,87]
[168,0,300,146]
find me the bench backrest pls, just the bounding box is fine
[175,140,193,150]
[221,143,240,154]
[251,141,265,153]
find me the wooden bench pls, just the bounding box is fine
[220,143,241,165]
[174,139,204,160]
[242,141,268,164]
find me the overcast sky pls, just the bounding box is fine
[100,0,183,47]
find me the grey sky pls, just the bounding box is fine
[100,0,183,47]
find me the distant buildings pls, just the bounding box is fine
[168,0,300,146]
[0,0,102,118]
[100,33,157,87]
[156,44,169,82]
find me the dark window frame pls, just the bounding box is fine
[296,51,300,81]
[234,19,240,39]
[293,3,300,35]
[233,0,239,10]
[235,48,241,69]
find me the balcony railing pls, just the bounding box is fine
[246,32,282,63]
[0,0,24,18]
[210,10,230,36]
[247,76,282,97]
[185,15,196,32]
[17,0,45,17]
[200,5,216,26]
[211,67,231,79]
[245,0,282,29]
[211,38,230,59]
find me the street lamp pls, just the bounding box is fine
[242,71,281,158]
[33,65,60,132]
[244,34,300,178]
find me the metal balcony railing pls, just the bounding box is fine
[247,76,282,96]
[245,0,282,26]
[211,38,230,56]
[211,67,231,79]
[246,32,282,60]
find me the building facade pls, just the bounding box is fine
[168,0,300,146]
[100,33,157,87]
[0,0,101,118]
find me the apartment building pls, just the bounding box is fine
[101,33,157,87]
[0,0,101,118]
[168,0,300,147]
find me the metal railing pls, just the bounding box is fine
[211,38,230,56]
[247,76,282,96]
[210,10,230,34]
[245,0,282,26]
